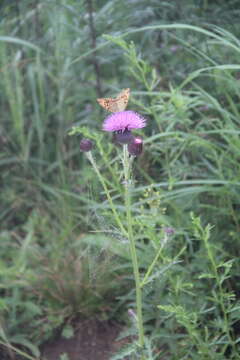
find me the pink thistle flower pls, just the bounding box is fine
[102,110,146,132]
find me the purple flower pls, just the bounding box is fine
[102,110,146,132]
[170,45,180,53]
[163,227,175,235]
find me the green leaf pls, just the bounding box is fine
[61,325,74,339]
[0,36,41,52]
[10,335,40,357]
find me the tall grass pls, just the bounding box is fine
[1,0,240,359]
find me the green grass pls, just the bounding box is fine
[1,0,240,359]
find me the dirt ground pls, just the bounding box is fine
[41,318,127,360]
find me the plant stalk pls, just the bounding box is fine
[122,145,144,350]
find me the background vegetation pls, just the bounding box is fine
[1,0,240,359]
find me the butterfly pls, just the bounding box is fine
[97,88,130,112]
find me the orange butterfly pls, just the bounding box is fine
[97,88,130,112]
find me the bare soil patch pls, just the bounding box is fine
[41,318,127,360]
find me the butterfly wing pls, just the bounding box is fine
[115,88,130,112]
[97,88,130,112]
[97,97,119,112]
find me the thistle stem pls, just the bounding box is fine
[86,148,145,353]
[122,145,144,350]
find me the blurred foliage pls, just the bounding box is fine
[1,0,240,359]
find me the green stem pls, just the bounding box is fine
[203,235,235,354]
[0,340,38,360]
[122,145,144,349]
[87,148,144,351]
[86,151,127,238]
[140,235,166,288]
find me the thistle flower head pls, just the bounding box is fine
[102,110,146,132]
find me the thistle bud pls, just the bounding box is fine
[163,227,175,235]
[80,138,93,152]
[127,136,143,156]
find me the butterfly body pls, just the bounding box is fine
[97,88,130,112]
